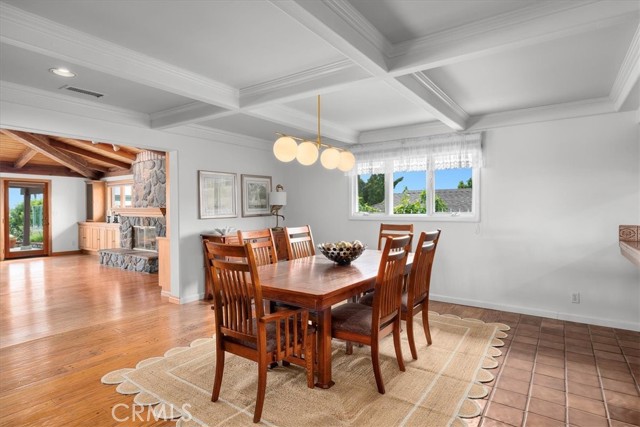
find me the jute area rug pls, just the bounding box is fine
[102,312,509,427]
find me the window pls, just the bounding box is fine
[107,180,133,210]
[350,132,482,221]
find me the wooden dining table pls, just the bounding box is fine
[257,250,413,389]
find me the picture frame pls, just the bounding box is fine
[241,174,272,217]
[198,171,237,219]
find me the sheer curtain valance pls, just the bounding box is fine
[349,132,483,175]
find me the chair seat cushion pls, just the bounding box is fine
[331,303,374,336]
[358,292,425,312]
[226,319,314,353]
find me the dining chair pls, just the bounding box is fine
[360,229,441,360]
[330,235,411,394]
[206,241,315,423]
[237,228,279,266]
[239,228,297,317]
[284,225,315,260]
[378,223,414,252]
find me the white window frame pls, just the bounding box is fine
[349,166,480,222]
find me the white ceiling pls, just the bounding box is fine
[1,0,638,148]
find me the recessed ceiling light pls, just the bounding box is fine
[49,67,76,78]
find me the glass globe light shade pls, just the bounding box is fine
[273,136,298,162]
[337,151,356,172]
[296,141,319,165]
[320,147,340,169]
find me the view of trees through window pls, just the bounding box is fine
[8,189,44,246]
[357,168,473,215]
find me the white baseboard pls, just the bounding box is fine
[179,292,205,304]
[430,293,640,332]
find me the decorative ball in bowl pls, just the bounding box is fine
[318,240,366,266]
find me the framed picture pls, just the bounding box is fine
[198,171,237,219]
[241,174,271,217]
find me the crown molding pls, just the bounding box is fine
[0,81,149,127]
[358,97,616,143]
[358,121,451,144]
[611,23,640,111]
[150,102,232,130]
[467,97,615,131]
[388,1,638,75]
[168,125,271,151]
[0,3,238,109]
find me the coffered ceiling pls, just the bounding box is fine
[1,0,638,153]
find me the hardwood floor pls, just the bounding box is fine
[1,255,214,426]
[1,255,638,426]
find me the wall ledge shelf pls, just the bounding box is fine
[619,225,640,268]
[112,207,165,218]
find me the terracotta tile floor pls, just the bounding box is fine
[428,300,640,427]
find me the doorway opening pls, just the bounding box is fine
[2,179,50,259]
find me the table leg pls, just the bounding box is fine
[315,308,335,389]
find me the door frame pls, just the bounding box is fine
[1,178,51,260]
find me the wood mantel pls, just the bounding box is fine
[112,207,165,217]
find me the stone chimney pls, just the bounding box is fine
[132,151,166,208]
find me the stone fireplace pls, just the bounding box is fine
[99,151,166,273]
[133,225,157,251]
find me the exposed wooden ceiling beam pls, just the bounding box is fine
[0,129,98,179]
[0,161,83,177]
[103,169,135,178]
[13,148,37,168]
[49,140,132,170]
[70,139,138,161]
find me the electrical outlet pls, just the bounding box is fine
[571,292,580,304]
[71,239,76,247]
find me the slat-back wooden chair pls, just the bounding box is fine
[284,225,315,260]
[237,228,278,266]
[238,228,296,315]
[378,223,414,252]
[360,229,441,360]
[206,241,315,423]
[330,235,410,394]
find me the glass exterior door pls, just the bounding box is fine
[3,179,49,259]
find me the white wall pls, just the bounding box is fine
[0,172,85,253]
[283,111,640,331]
[172,137,286,301]
[2,88,638,330]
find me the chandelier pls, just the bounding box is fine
[272,95,355,171]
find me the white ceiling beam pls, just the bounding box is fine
[269,0,390,76]
[247,104,359,144]
[611,23,640,111]
[271,0,468,131]
[150,102,232,130]
[240,60,371,108]
[389,1,639,75]
[0,3,238,110]
[392,73,468,131]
